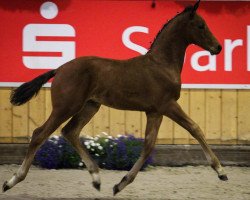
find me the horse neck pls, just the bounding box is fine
[148,21,189,72]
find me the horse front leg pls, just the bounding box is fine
[113,112,163,195]
[163,100,228,181]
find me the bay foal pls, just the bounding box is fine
[3,0,227,195]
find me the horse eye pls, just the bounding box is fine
[198,24,205,29]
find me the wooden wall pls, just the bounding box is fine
[0,88,249,144]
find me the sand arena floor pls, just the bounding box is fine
[0,165,249,200]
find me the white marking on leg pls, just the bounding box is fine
[217,165,226,176]
[6,175,17,188]
[92,172,100,184]
[7,162,27,189]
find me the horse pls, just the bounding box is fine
[3,0,228,195]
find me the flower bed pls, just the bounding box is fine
[35,133,153,170]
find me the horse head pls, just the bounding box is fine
[185,0,222,55]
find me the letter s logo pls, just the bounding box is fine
[23,24,75,69]
[122,26,149,55]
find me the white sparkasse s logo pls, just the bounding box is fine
[22,2,75,69]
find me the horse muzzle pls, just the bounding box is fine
[210,44,222,55]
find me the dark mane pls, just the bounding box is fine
[148,5,193,52]
[184,5,194,12]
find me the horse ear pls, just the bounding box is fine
[193,0,201,12]
[190,0,201,18]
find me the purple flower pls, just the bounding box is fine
[35,134,153,171]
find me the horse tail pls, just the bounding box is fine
[10,70,56,106]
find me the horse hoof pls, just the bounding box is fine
[2,181,10,193]
[113,184,119,196]
[219,175,228,181]
[92,181,101,191]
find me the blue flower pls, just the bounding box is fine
[35,134,153,171]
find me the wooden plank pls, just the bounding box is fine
[189,89,206,144]
[28,89,45,137]
[141,111,174,144]
[154,145,250,166]
[125,111,142,138]
[12,102,28,143]
[0,137,12,143]
[0,88,248,146]
[92,105,110,136]
[138,106,174,143]
[173,90,189,144]
[157,117,174,144]
[221,90,237,144]
[238,90,250,143]
[141,111,147,139]
[205,90,221,144]
[0,88,12,143]
[1,144,250,166]
[45,88,52,118]
[109,108,125,137]
[82,118,94,137]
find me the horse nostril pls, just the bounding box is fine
[217,45,222,52]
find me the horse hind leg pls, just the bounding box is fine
[61,101,101,191]
[2,110,71,192]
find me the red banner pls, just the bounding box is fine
[0,0,249,89]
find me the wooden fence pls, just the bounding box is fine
[0,88,249,144]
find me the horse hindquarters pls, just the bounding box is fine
[3,61,93,192]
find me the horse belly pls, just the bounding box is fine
[92,83,164,112]
[90,64,168,111]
